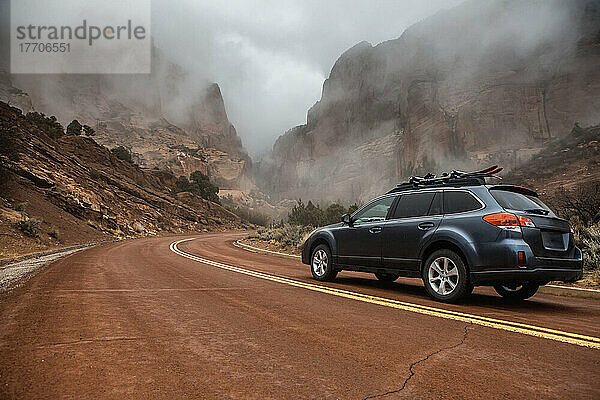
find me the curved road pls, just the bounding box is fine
[1,233,599,399]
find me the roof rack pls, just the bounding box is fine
[387,165,503,194]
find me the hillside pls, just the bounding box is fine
[259,0,600,202]
[0,102,243,259]
[0,47,252,190]
[503,124,599,192]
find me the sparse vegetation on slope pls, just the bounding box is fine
[0,101,242,260]
[111,145,133,163]
[172,171,220,204]
[243,199,360,254]
[247,225,313,254]
[504,123,600,285]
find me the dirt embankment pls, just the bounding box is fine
[0,101,246,260]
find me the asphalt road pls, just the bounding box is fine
[1,233,599,399]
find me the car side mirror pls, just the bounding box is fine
[341,214,352,225]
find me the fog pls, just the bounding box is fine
[150,0,464,156]
[0,0,585,158]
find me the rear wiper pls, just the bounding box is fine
[524,208,549,215]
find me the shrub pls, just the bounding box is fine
[288,199,360,227]
[25,112,64,140]
[111,146,133,163]
[172,171,220,204]
[248,225,313,249]
[14,202,27,212]
[574,225,600,278]
[549,186,600,226]
[48,228,60,240]
[190,171,219,203]
[14,217,41,238]
[66,119,83,136]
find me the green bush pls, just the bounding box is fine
[111,146,133,163]
[14,217,41,238]
[66,119,83,136]
[288,199,360,227]
[172,171,220,204]
[25,112,64,140]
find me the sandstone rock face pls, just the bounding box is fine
[0,102,242,245]
[261,0,600,203]
[0,49,251,189]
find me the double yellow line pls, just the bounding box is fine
[170,238,600,349]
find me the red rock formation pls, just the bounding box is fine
[0,48,251,189]
[262,0,600,202]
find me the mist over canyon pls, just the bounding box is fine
[256,0,600,203]
[1,0,599,211]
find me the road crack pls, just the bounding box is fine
[362,323,472,399]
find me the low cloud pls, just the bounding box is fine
[150,0,464,156]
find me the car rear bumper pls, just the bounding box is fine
[471,268,583,285]
[471,256,583,285]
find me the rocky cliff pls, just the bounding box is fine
[0,102,243,259]
[0,48,251,190]
[260,0,600,202]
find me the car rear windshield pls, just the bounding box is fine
[489,189,551,212]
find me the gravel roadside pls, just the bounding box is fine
[0,244,95,292]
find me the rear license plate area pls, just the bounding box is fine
[541,231,567,251]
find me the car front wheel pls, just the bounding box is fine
[311,244,338,281]
[493,283,539,300]
[422,249,472,303]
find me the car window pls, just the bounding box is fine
[353,196,395,224]
[489,189,550,212]
[392,192,436,219]
[444,191,481,214]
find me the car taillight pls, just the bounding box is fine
[483,213,521,231]
[517,215,535,228]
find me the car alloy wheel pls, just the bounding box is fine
[310,244,337,282]
[428,256,459,296]
[312,249,328,277]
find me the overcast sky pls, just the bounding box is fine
[151,0,463,156]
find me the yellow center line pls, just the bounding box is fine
[170,238,600,349]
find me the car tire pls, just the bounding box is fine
[422,249,472,303]
[310,244,338,281]
[493,283,539,300]
[374,272,401,282]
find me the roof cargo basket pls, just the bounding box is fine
[387,165,503,194]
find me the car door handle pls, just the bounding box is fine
[418,222,435,230]
[369,227,382,234]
